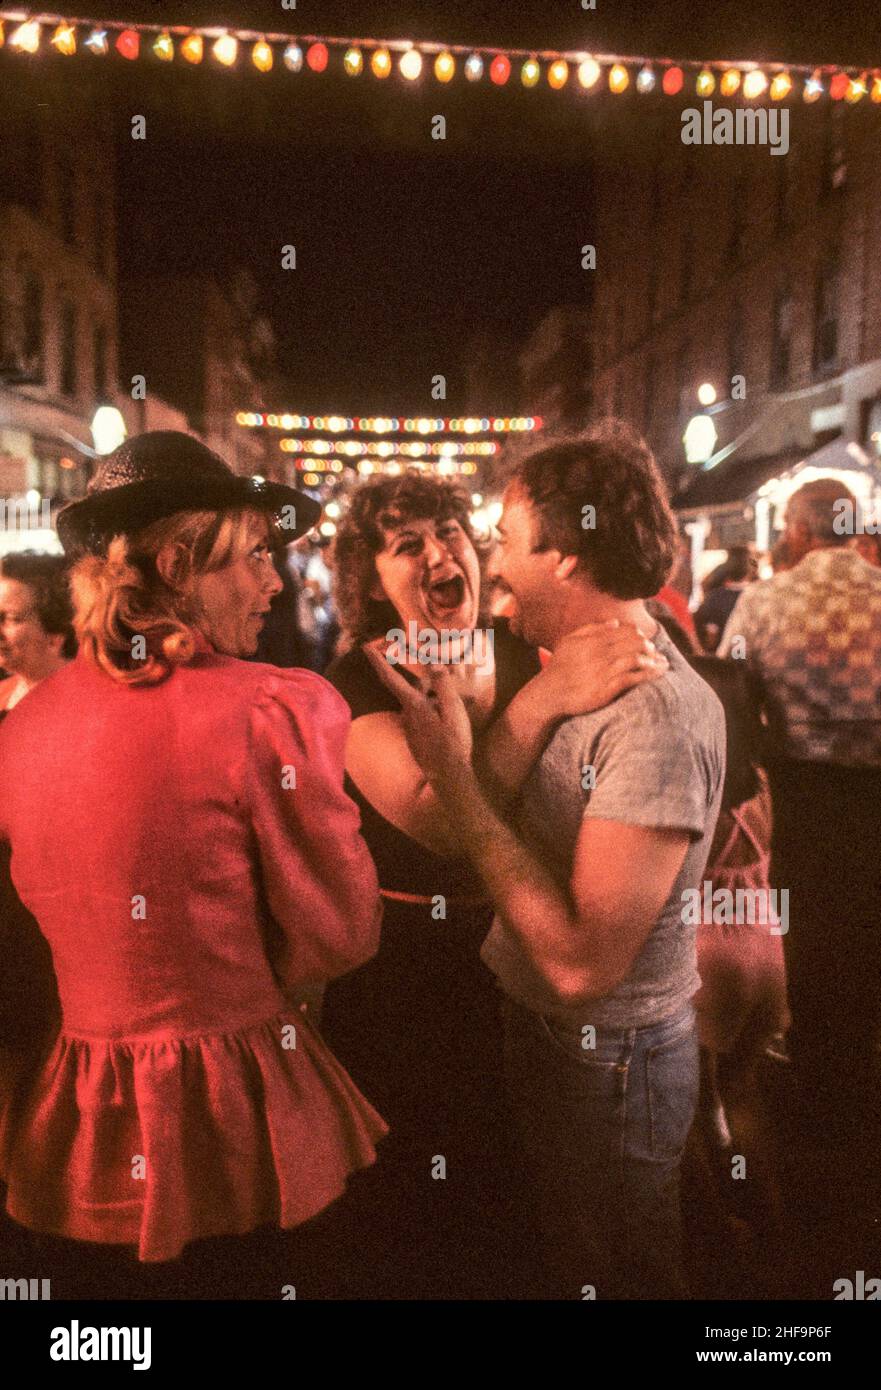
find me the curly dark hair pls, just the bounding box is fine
[0,552,76,658]
[331,472,485,646]
[511,419,678,600]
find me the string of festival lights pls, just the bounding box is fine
[1,12,878,106]
[236,413,541,433]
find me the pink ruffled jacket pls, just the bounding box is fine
[0,644,386,1261]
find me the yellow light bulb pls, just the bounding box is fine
[435,51,455,82]
[696,69,715,96]
[548,59,569,89]
[846,75,867,103]
[153,32,174,63]
[10,20,41,53]
[371,47,392,78]
[743,69,767,99]
[213,34,238,67]
[609,64,630,93]
[51,24,77,56]
[252,40,273,73]
[181,34,203,64]
[770,72,792,100]
[521,59,540,88]
[871,76,881,104]
[720,69,741,96]
[344,47,363,76]
[578,58,601,89]
[400,49,423,81]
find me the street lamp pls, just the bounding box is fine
[683,413,718,464]
[91,406,127,456]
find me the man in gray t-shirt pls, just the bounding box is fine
[482,623,724,1031]
[372,423,725,1299]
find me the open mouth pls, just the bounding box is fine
[424,572,467,615]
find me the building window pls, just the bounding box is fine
[680,221,694,306]
[770,285,793,390]
[644,353,656,435]
[60,302,77,397]
[647,170,662,327]
[820,106,847,196]
[95,198,112,277]
[93,325,108,398]
[775,147,796,236]
[23,272,44,374]
[728,296,745,390]
[58,162,77,244]
[675,335,690,413]
[813,250,840,374]
[726,167,749,265]
[861,397,881,458]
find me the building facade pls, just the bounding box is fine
[119,269,279,481]
[0,74,124,550]
[584,96,881,531]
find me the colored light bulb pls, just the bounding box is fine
[609,64,630,93]
[490,55,511,85]
[306,42,329,73]
[578,58,601,89]
[181,34,203,64]
[252,40,273,73]
[548,60,569,89]
[116,29,140,61]
[51,24,77,56]
[465,53,484,81]
[11,21,41,53]
[521,59,540,88]
[770,72,792,100]
[400,49,423,80]
[743,69,768,99]
[213,34,238,66]
[84,28,109,56]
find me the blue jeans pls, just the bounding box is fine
[502,997,699,1300]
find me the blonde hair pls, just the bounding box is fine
[71,508,274,685]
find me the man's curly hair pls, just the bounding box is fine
[331,472,486,646]
[511,419,678,599]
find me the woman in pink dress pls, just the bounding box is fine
[0,432,386,1298]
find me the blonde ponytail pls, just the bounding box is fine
[69,508,265,686]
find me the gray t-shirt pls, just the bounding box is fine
[481,626,726,1028]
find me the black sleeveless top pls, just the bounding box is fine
[326,620,541,901]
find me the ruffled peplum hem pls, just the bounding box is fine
[0,1011,387,1263]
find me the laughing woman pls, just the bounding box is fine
[322,471,668,1296]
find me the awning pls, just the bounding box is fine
[672,437,880,513]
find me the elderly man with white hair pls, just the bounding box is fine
[719,478,881,1165]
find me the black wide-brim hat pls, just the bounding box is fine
[57,431,322,555]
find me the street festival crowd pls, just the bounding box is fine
[0,422,880,1301]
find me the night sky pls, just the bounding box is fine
[12,0,881,413]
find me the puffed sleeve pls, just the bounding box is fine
[245,669,382,990]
